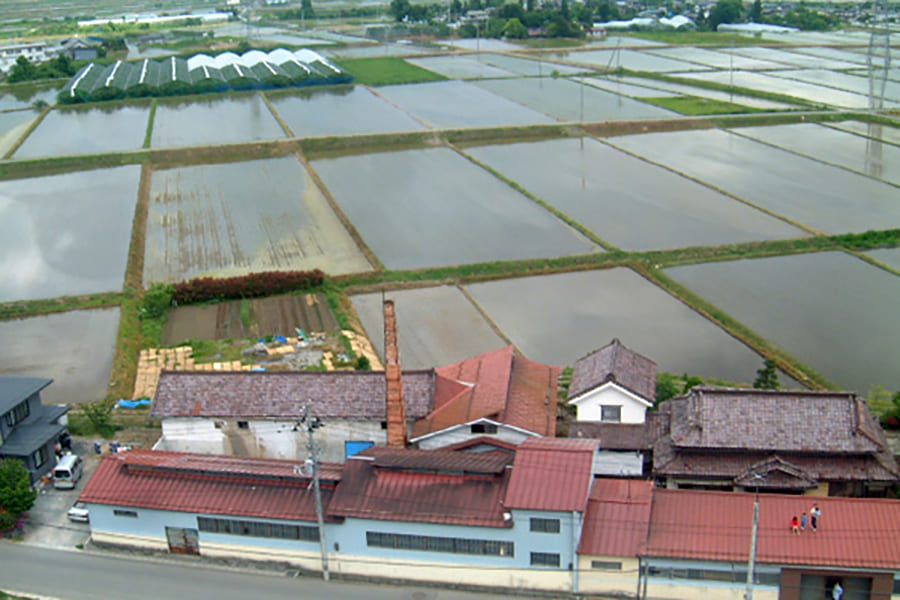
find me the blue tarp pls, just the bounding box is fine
[118,399,152,408]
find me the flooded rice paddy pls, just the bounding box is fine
[0,166,140,302]
[550,48,707,72]
[352,285,507,369]
[268,86,426,138]
[0,308,120,405]
[732,123,900,186]
[608,128,900,234]
[825,121,900,145]
[466,137,804,251]
[311,147,598,269]
[406,55,515,79]
[14,103,150,158]
[643,46,784,70]
[464,268,768,382]
[667,252,900,393]
[867,248,900,272]
[151,93,286,148]
[144,157,370,283]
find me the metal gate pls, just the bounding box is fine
[165,526,199,555]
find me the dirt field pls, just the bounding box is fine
[162,292,339,344]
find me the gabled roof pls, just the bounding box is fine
[152,370,435,420]
[79,450,340,522]
[443,436,519,454]
[579,479,653,557]
[327,447,513,528]
[0,376,52,414]
[669,386,887,454]
[644,489,900,570]
[411,346,559,440]
[733,455,818,490]
[568,339,657,403]
[504,438,598,512]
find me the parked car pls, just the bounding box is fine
[67,501,89,523]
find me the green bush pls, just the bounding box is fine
[141,282,174,319]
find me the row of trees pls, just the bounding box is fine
[706,0,840,31]
[3,37,127,84]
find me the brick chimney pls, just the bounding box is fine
[384,300,406,448]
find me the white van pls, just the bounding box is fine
[53,454,83,490]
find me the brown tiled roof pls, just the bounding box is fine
[579,479,653,557]
[411,346,559,440]
[79,450,338,522]
[363,446,513,474]
[152,370,435,419]
[326,447,512,528]
[504,438,597,512]
[568,339,657,403]
[669,386,887,454]
[570,412,669,450]
[644,489,900,570]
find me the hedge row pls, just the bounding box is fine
[173,270,325,304]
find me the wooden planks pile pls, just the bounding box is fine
[133,346,251,399]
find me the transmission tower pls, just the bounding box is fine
[865,0,891,177]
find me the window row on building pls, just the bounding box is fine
[198,516,320,542]
[366,531,514,557]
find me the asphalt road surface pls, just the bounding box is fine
[0,544,535,600]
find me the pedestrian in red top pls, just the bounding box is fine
[791,515,800,534]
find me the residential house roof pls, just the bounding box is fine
[570,412,669,450]
[644,489,900,570]
[79,450,339,522]
[327,447,513,528]
[411,346,559,441]
[152,370,435,420]
[442,436,519,454]
[504,438,598,512]
[0,422,67,455]
[669,386,886,454]
[0,376,52,414]
[568,339,657,403]
[579,479,653,557]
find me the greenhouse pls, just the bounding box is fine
[59,48,351,104]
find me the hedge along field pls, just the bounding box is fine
[143,156,371,284]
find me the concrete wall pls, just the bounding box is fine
[594,451,644,476]
[571,385,648,424]
[577,555,640,597]
[416,424,533,450]
[642,558,780,600]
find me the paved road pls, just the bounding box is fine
[0,544,536,600]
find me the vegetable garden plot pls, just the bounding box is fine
[667,252,900,392]
[608,128,900,234]
[0,166,140,302]
[311,147,598,270]
[144,157,371,283]
[474,77,676,122]
[733,123,900,186]
[268,86,425,138]
[374,80,556,129]
[0,308,120,405]
[466,138,804,251]
[13,103,149,159]
[150,93,286,148]
[351,286,507,369]
[464,268,767,382]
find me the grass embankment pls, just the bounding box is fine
[643,96,767,116]
[623,31,772,46]
[0,150,149,180]
[0,292,124,321]
[1,105,50,159]
[334,57,447,86]
[142,99,157,149]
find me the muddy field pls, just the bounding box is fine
[161,292,339,344]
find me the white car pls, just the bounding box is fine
[67,501,89,523]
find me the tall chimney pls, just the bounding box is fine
[384,300,406,448]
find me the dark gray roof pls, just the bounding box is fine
[669,386,887,454]
[569,412,669,450]
[0,376,52,414]
[152,370,436,419]
[568,339,657,403]
[0,422,66,455]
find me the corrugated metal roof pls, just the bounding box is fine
[579,479,653,557]
[362,446,513,474]
[120,449,343,482]
[79,450,335,522]
[327,448,511,527]
[568,339,657,402]
[644,489,900,570]
[504,438,597,512]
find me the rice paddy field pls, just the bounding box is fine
[2,33,899,401]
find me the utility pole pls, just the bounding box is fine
[301,404,329,581]
[745,474,763,600]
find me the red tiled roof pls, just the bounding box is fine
[443,436,519,453]
[579,479,653,557]
[411,346,559,440]
[79,450,337,522]
[327,447,512,527]
[644,489,900,570]
[568,339,657,403]
[504,438,597,512]
[152,370,435,419]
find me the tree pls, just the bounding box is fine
[0,459,37,532]
[7,56,37,83]
[753,358,780,389]
[498,2,525,20]
[301,0,315,19]
[655,372,680,404]
[503,17,529,38]
[681,373,703,393]
[83,399,116,436]
[749,0,762,22]
[450,0,464,18]
[526,0,535,11]
[354,355,371,370]
[560,0,570,20]
[707,0,743,30]
[390,0,411,20]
